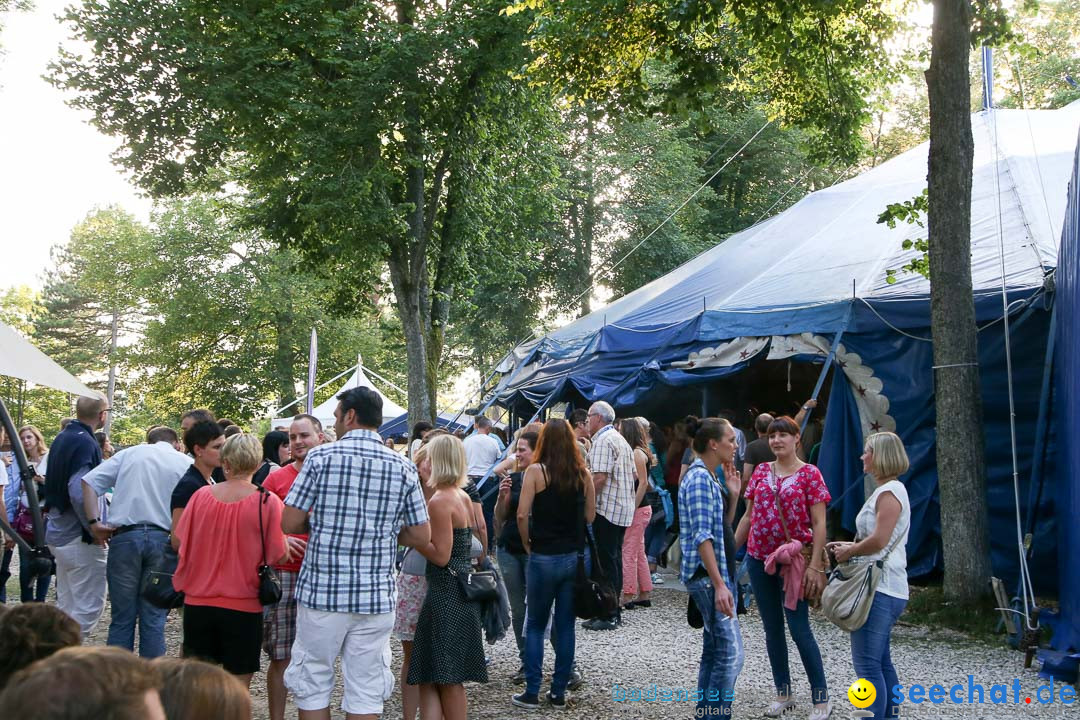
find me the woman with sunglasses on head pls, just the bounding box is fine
[827,432,911,720]
[735,416,832,720]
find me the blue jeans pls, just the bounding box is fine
[477,480,498,550]
[687,576,744,716]
[0,548,11,603]
[851,592,907,719]
[498,548,529,663]
[746,556,829,703]
[499,547,561,665]
[19,544,51,602]
[644,510,667,564]
[524,551,584,698]
[106,527,169,657]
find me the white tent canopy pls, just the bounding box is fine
[0,320,98,397]
[272,364,407,429]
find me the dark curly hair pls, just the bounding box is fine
[0,604,81,691]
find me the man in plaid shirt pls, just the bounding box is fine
[282,387,430,720]
[584,401,635,631]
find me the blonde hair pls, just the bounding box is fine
[865,432,909,479]
[220,433,262,476]
[412,444,430,467]
[17,426,47,458]
[426,434,467,489]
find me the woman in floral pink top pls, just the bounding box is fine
[735,416,832,720]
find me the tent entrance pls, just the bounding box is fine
[619,354,834,436]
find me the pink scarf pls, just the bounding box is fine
[764,539,806,610]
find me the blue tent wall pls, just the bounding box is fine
[817,311,1057,589]
[1053,129,1080,651]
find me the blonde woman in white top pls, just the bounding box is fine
[827,432,911,720]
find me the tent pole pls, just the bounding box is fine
[442,364,502,428]
[475,382,564,504]
[801,304,854,433]
[1023,301,1056,549]
[271,362,358,417]
[361,363,408,398]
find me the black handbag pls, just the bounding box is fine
[446,514,498,602]
[143,545,184,610]
[257,489,283,606]
[572,492,618,620]
[448,564,499,602]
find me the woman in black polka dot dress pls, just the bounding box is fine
[407,434,488,718]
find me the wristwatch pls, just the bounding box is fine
[88,518,100,525]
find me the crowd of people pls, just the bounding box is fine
[0,387,914,720]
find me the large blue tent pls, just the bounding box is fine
[1053,125,1080,652]
[494,103,1080,627]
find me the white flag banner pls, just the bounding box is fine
[306,329,318,413]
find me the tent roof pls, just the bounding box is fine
[378,411,473,439]
[498,103,1080,401]
[273,365,406,427]
[0,321,98,397]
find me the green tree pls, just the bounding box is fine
[33,207,152,433]
[123,195,397,429]
[507,0,901,164]
[561,105,835,305]
[0,286,73,436]
[51,0,565,427]
[999,0,1080,109]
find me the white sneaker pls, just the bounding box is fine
[651,572,665,585]
[808,702,832,720]
[764,699,796,717]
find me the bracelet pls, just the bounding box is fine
[808,567,827,574]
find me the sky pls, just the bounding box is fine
[0,0,151,292]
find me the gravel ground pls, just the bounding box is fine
[7,569,1076,718]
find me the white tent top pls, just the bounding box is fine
[272,365,407,428]
[512,101,1080,356]
[0,320,98,397]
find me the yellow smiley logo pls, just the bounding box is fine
[847,678,877,709]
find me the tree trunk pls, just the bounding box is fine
[579,113,596,318]
[388,248,434,427]
[105,309,119,433]
[388,0,436,429]
[925,0,992,602]
[16,379,25,427]
[272,307,297,413]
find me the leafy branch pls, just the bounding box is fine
[878,188,929,284]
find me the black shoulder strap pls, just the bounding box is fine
[258,487,269,567]
[577,486,586,555]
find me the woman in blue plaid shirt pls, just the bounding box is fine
[679,417,744,718]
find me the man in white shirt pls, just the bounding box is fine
[82,426,190,657]
[463,416,502,548]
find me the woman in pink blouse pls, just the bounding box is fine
[173,434,289,688]
[734,416,831,720]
